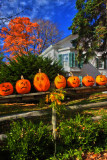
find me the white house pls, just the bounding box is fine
[41,34,107,82]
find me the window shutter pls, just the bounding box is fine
[80,60,83,68]
[96,58,99,69]
[104,59,106,69]
[78,76,83,87]
[72,52,75,67]
[75,55,78,67]
[58,54,63,66]
[69,52,73,67]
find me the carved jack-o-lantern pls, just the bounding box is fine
[96,74,107,86]
[82,74,95,87]
[33,69,50,92]
[16,75,31,94]
[0,82,14,96]
[67,72,80,88]
[54,74,66,89]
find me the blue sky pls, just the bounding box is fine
[0,0,77,49]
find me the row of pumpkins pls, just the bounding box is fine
[0,69,107,96]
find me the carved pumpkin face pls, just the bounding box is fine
[54,75,66,89]
[82,75,95,87]
[96,75,107,86]
[0,82,14,96]
[33,70,50,92]
[67,76,80,88]
[16,76,31,94]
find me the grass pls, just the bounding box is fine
[0,98,48,116]
[82,107,107,117]
[66,92,107,106]
[0,93,107,117]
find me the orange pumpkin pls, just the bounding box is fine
[16,75,31,94]
[96,74,107,86]
[54,74,66,89]
[82,74,95,87]
[0,82,14,96]
[67,72,80,88]
[33,69,50,92]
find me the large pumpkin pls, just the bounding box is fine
[33,69,50,92]
[96,74,107,86]
[67,72,80,88]
[54,74,66,89]
[16,75,31,94]
[0,82,14,96]
[82,74,95,87]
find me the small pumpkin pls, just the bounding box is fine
[16,75,31,94]
[33,69,50,92]
[96,74,107,86]
[67,72,80,88]
[0,82,14,96]
[54,74,66,89]
[82,74,95,87]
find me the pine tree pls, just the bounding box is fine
[0,52,65,92]
[69,0,107,63]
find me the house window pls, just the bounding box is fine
[69,52,83,68]
[96,58,104,69]
[58,54,69,67]
[63,54,69,67]
[58,52,83,68]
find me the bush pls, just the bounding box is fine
[4,115,106,160]
[0,52,65,92]
[56,114,107,160]
[5,119,54,160]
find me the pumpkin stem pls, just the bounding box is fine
[70,72,73,77]
[39,69,41,73]
[21,75,24,79]
[86,74,89,76]
[57,74,59,76]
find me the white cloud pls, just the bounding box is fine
[35,0,49,6]
[55,0,69,6]
[20,1,27,6]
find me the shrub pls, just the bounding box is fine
[5,119,54,160]
[4,115,106,160]
[56,114,107,159]
[0,52,65,92]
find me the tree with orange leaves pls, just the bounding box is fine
[0,17,43,59]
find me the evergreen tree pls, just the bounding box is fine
[69,0,107,63]
[0,52,65,92]
[0,52,4,69]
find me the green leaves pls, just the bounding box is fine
[4,115,106,160]
[6,119,54,160]
[69,0,106,62]
[58,114,106,155]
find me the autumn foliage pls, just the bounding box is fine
[0,17,43,59]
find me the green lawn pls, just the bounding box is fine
[0,93,107,117]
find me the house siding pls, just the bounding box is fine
[41,34,106,78]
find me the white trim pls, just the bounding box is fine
[40,45,53,56]
[58,47,71,52]
[53,34,78,47]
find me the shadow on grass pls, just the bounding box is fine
[67,96,107,106]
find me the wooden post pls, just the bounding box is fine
[52,106,56,140]
[52,106,57,157]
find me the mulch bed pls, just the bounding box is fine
[82,151,107,160]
